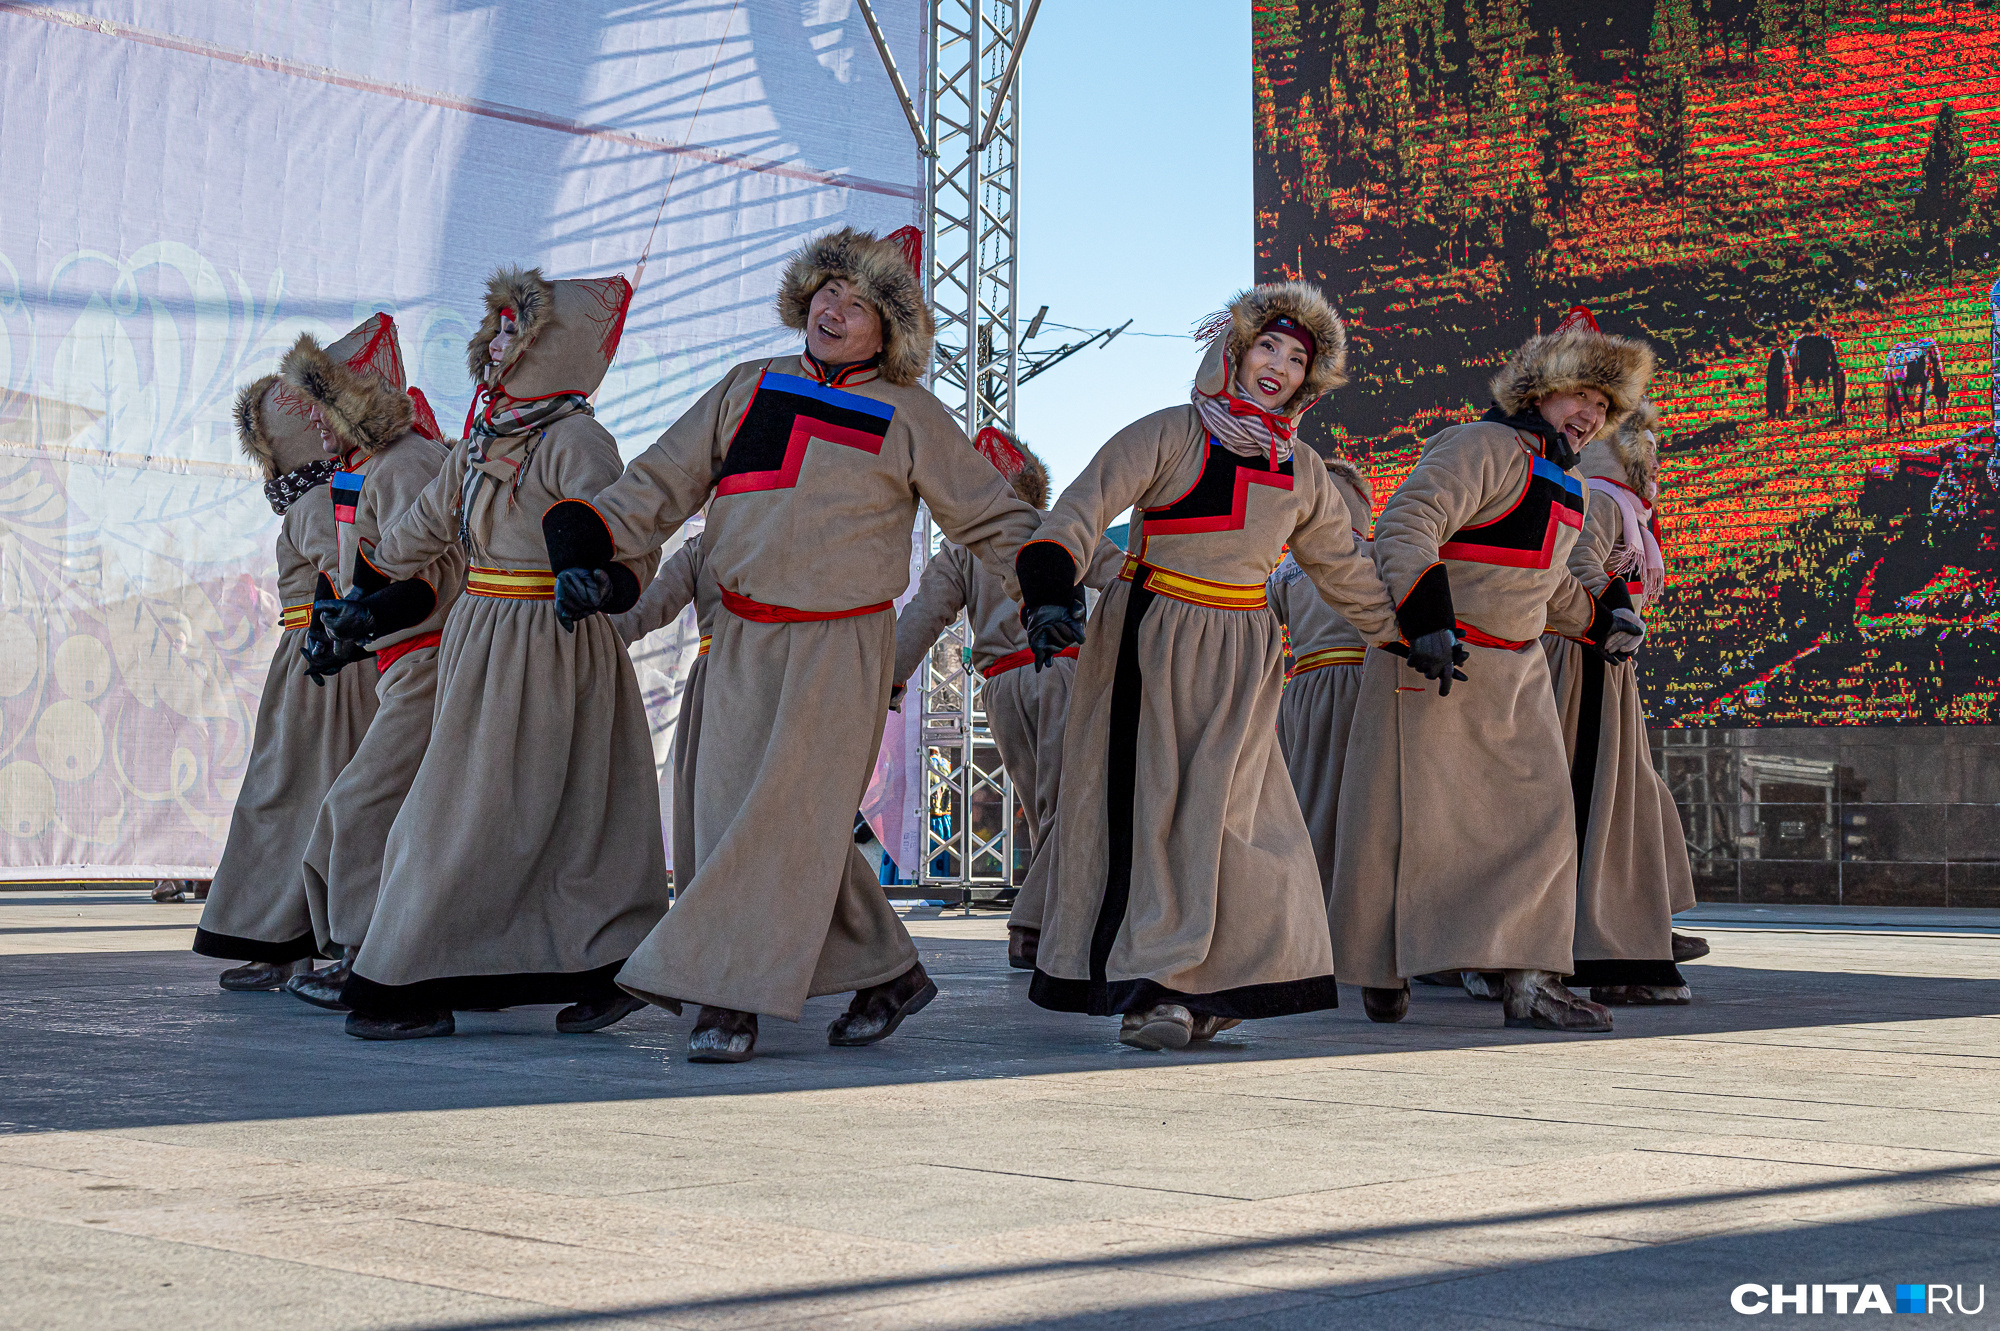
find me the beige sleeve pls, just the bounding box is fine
[1287,452,1396,640]
[1566,489,1620,597]
[905,400,1044,597]
[1544,566,1600,637]
[1372,427,1522,605]
[370,447,465,580]
[610,534,702,645]
[275,523,314,593]
[892,544,972,685]
[589,365,758,562]
[358,445,461,595]
[1080,536,1127,590]
[552,418,662,588]
[1031,411,1177,571]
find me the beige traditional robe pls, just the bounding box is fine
[577,355,1045,1022]
[1270,559,1368,906]
[1330,420,1604,988]
[340,411,667,1014]
[300,429,465,953]
[1024,405,1394,1017]
[1541,475,1694,986]
[195,487,378,962]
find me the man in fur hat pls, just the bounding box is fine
[193,367,381,988]
[1329,309,1652,1032]
[546,227,1055,1062]
[889,428,1123,969]
[264,315,466,1010]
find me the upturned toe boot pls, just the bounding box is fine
[688,1006,758,1062]
[283,947,355,1011]
[1502,970,1612,1032]
[1007,926,1039,970]
[1671,932,1711,963]
[829,962,937,1047]
[1362,985,1410,1023]
[344,1009,454,1040]
[218,959,306,992]
[557,991,648,1034]
[1119,1003,1193,1050]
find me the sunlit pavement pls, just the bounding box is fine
[3,888,1998,1330]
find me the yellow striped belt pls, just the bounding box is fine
[467,566,556,600]
[280,602,313,631]
[697,634,712,657]
[1290,646,1366,677]
[1118,555,1266,611]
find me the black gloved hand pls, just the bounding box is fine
[300,621,370,685]
[315,589,377,646]
[1022,599,1087,670]
[1604,607,1646,662]
[1389,628,1469,696]
[554,567,613,634]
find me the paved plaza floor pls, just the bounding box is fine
[2,888,1998,1329]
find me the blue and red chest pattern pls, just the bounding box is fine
[1140,437,1294,540]
[1436,446,1584,569]
[330,469,364,524]
[715,372,894,496]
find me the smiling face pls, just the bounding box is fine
[308,404,341,458]
[1233,330,1310,413]
[805,279,885,366]
[1536,387,1611,452]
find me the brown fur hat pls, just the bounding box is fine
[467,266,630,400]
[775,227,933,386]
[234,375,325,479]
[1581,398,1662,501]
[1322,454,1375,534]
[280,317,415,459]
[1193,281,1349,419]
[1490,327,1654,434]
[1010,437,1050,510]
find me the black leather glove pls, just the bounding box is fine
[315,588,377,646]
[1604,607,1646,661]
[300,619,370,685]
[1022,599,1087,670]
[554,567,613,633]
[1387,628,1469,696]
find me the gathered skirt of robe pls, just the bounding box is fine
[1028,579,1338,1019]
[341,596,670,1014]
[616,610,917,1023]
[195,626,379,963]
[1543,634,1694,987]
[669,656,708,887]
[1329,645,1577,989]
[301,644,440,954]
[1276,661,1365,907]
[987,657,1076,934]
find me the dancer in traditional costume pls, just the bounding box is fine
[888,429,1122,969]
[1329,310,1652,1032]
[1011,282,1395,1051]
[1542,400,1699,1005]
[1268,458,1375,903]
[192,368,381,987]
[262,315,465,1011]
[549,228,1050,1062]
[322,268,668,1040]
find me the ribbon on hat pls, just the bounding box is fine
[1553,305,1600,334]
[974,426,1027,483]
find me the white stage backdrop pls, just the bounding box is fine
[0,0,923,877]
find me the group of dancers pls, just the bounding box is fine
[192,226,1705,1059]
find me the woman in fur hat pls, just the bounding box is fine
[1541,399,1701,1005]
[1011,282,1395,1051]
[319,268,668,1040]
[192,370,381,988]
[1328,310,1652,1032]
[889,428,1124,969]
[547,228,1048,1063]
[257,315,466,1012]
[1268,459,1376,904]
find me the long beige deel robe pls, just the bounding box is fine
[339,412,668,1014]
[1330,420,1603,989]
[195,484,379,962]
[1025,407,1395,1018]
[1269,554,1368,906]
[581,355,1046,1022]
[1541,477,1694,987]
[301,429,464,954]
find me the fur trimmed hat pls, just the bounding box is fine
[1322,454,1374,534]
[234,374,325,480]
[776,227,933,386]
[1581,398,1662,501]
[972,426,1049,509]
[1193,281,1349,419]
[1489,323,1654,434]
[468,266,631,400]
[280,314,415,459]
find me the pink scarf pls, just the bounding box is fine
[1588,478,1666,598]
[1192,370,1297,466]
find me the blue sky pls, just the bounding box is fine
[1010,2,1251,494]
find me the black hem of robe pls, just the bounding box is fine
[192,927,321,964]
[1028,969,1340,1019]
[1566,958,1686,986]
[341,960,628,1016]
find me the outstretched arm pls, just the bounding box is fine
[892,546,971,685]
[609,534,703,646]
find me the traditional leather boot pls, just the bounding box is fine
[1459,971,1504,1001]
[1007,926,1039,970]
[1671,932,1710,963]
[557,991,648,1033]
[688,1006,758,1062]
[1590,984,1691,1006]
[1188,1014,1242,1041]
[151,880,185,903]
[1502,970,1612,1032]
[344,1009,454,1040]
[218,959,306,992]
[283,947,354,1011]
[1412,972,1461,986]
[1119,1003,1193,1050]
[1362,985,1409,1023]
[829,961,937,1046]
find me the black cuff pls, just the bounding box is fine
[1394,563,1455,640]
[1585,592,1619,647]
[350,546,390,596]
[1599,578,1634,615]
[357,579,437,636]
[308,572,337,636]
[542,498,616,573]
[1015,541,1077,611]
[602,563,642,615]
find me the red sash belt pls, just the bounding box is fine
[1456,620,1533,651]
[983,644,1077,678]
[720,588,894,624]
[375,630,442,674]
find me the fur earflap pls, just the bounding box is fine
[1011,438,1050,510]
[467,266,557,388]
[1607,399,1661,500]
[1490,326,1654,432]
[281,333,415,457]
[1322,454,1374,533]
[776,227,933,386]
[1194,281,1349,414]
[234,374,324,479]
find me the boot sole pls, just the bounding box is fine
[557,993,647,1034]
[1119,1018,1192,1051]
[829,979,937,1047]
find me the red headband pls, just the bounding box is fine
[1259,316,1315,363]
